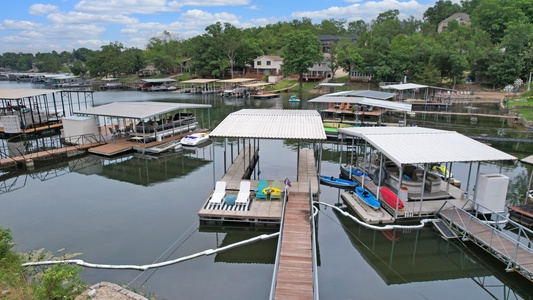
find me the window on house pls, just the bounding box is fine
[266,61,271,66]
[257,61,262,66]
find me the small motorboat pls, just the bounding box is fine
[319,175,357,189]
[379,186,404,210]
[180,132,209,146]
[354,186,380,210]
[289,95,300,102]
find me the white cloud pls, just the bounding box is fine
[74,0,173,14]
[0,20,41,30]
[293,0,429,22]
[29,4,59,16]
[47,11,138,25]
[247,5,261,10]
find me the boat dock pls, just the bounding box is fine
[340,168,472,224]
[251,93,279,99]
[198,148,319,224]
[0,141,101,169]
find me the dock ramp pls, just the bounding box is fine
[432,220,458,239]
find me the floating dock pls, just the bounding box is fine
[198,148,319,225]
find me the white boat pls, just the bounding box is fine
[180,132,209,146]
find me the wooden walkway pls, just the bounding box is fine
[274,191,314,299]
[0,143,98,168]
[439,208,533,281]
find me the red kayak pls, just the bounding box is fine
[379,187,404,210]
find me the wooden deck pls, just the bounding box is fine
[89,130,205,157]
[274,191,314,300]
[0,143,98,168]
[439,208,533,281]
[198,148,319,224]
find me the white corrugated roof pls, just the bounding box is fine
[380,83,428,90]
[0,88,63,99]
[180,79,219,84]
[209,109,327,140]
[337,127,516,166]
[74,102,211,119]
[141,78,177,83]
[308,96,411,112]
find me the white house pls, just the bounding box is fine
[253,55,283,75]
[437,13,471,33]
[304,53,332,80]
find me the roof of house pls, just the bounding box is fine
[254,55,283,61]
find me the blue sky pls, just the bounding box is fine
[0,0,446,54]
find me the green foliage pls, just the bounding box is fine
[423,0,462,26]
[34,264,86,300]
[281,30,323,87]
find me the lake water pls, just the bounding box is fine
[2,81,533,299]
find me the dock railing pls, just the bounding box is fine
[269,189,288,300]
[310,180,319,300]
[437,200,533,277]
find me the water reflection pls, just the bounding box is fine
[332,207,533,299]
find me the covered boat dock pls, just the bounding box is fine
[336,126,516,223]
[73,102,211,156]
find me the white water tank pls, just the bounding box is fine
[475,173,509,214]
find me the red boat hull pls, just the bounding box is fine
[379,187,404,210]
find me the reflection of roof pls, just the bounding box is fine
[0,88,62,100]
[212,231,278,264]
[141,78,177,83]
[98,152,211,186]
[334,209,489,285]
[75,101,211,119]
[180,79,219,84]
[210,109,327,140]
[337,127,516,166]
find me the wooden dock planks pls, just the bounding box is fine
[275,191,314,300]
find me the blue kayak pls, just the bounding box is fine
[355,186,380,210]
[319,175,357,189]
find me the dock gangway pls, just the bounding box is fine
[437,200,533,282]
[270,180,319,300]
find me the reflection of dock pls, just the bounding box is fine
[251,93,279,99]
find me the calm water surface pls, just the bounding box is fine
[2,82,533,299]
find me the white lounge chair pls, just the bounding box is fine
[235,181,251,205]
[208,181,226,205]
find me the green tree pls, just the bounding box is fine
[69,60,87,76]
[145,31,182,74]
[336,37,364,78]
[347,20,368,36]
[423,0,462,26]
[281,30,323,88]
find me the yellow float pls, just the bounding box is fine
[262,187,281,194]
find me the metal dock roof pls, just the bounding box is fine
[0,88,63,99]
[337,126,516,166]
[74,101,211,119]
[209,109,327,140]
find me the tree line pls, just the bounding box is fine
[1,0,532,87]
